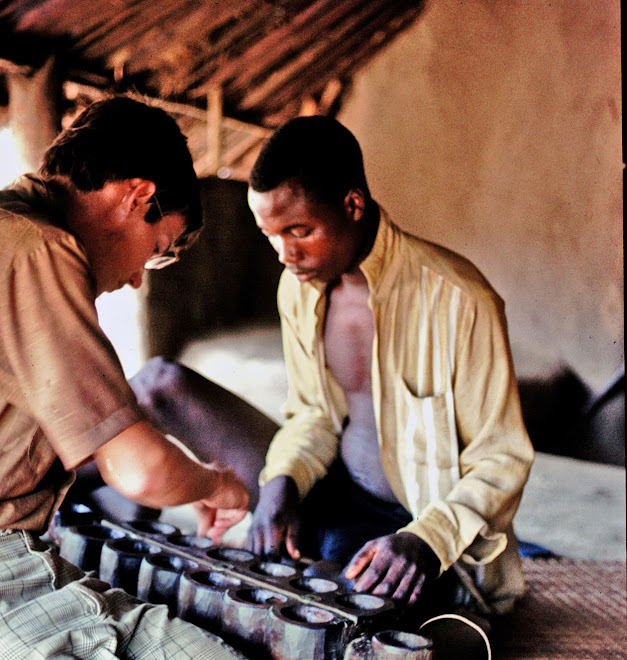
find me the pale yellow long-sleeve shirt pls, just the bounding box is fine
[260,208,534,614]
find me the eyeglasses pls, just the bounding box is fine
[144,195,181,270]
[144,248,180,270]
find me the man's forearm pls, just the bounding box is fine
[94,420,244,509]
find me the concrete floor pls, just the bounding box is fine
[169,324,626,562]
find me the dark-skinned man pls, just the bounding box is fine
[244,115,534,623]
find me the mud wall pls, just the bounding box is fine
[338,0,622,394]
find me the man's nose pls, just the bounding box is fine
[276,237,297,265]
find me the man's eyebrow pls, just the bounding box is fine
[283,222,310,232]
[258,222,306,235]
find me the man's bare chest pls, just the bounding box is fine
[323,277,373,394]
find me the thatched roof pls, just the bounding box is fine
[0,1,424,179]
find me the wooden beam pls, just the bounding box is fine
[195,0,369,94]
[220,131,264,169]
[240,1,421,114]
[236,0,400,110]
[221,115,271,139]
[0,58,33,76]
[122,0,259,78]
[62,80,271,144]
[318,78,343,114]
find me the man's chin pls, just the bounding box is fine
[288,268,317,283]
[98,281,124,296]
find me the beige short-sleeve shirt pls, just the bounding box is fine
[0,176,143,531]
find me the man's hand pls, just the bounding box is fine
[194,503,248,542]
[194,467,249,542]
[246,475,301,560]
[344,532,440,605]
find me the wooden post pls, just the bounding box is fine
[6,55,61,172]
[206,85,223,176]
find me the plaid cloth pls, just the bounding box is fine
[0,530,248,659]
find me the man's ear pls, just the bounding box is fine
[123,178,157,214]
[344,188,366,222]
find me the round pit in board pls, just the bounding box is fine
[373,630,432,650]
[280,604,337,625]
[184,570,242,589]
[124,520,179,536]
[250,561,298,578]
[206,547,255,563]
[235,587,290,606]
[335,593,387,611]
[144,553,199,573]
[290,576,339,594]
[70,523,125,541]
[107,538,161,555]
[167,534,213,550]
[371,630,432,658]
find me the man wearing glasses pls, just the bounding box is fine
[0,97,249,658]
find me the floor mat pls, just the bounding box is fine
[495,558,626,659]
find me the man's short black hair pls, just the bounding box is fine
[249,115,371,206]
[41,96,202,240]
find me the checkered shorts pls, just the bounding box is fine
[0,530,248,659]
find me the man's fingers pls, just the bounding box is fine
[194,503,216,538]
[350,543,404,594]
[263,523,285,558]
[249,521,283,558]
[388,563,419,602]
[285,527,301,560]
[354,560,387,593]
[208,508,248,542]
[219,508,248,528]
[407,573,428,606]
[344,545,376,580]
[197,504,248,543]
[371,558,412,598]
[246,527,264,556]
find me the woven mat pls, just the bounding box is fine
[495,558,626,659]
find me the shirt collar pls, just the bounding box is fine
[8,174,69,230]
[358,203,393,289]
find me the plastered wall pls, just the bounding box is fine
[339,0,622,393]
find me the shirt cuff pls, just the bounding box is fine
[259,462,317,500]
[50,404,144,470]
[398,505,508,573]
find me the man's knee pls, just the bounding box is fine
[129,356,183,409]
